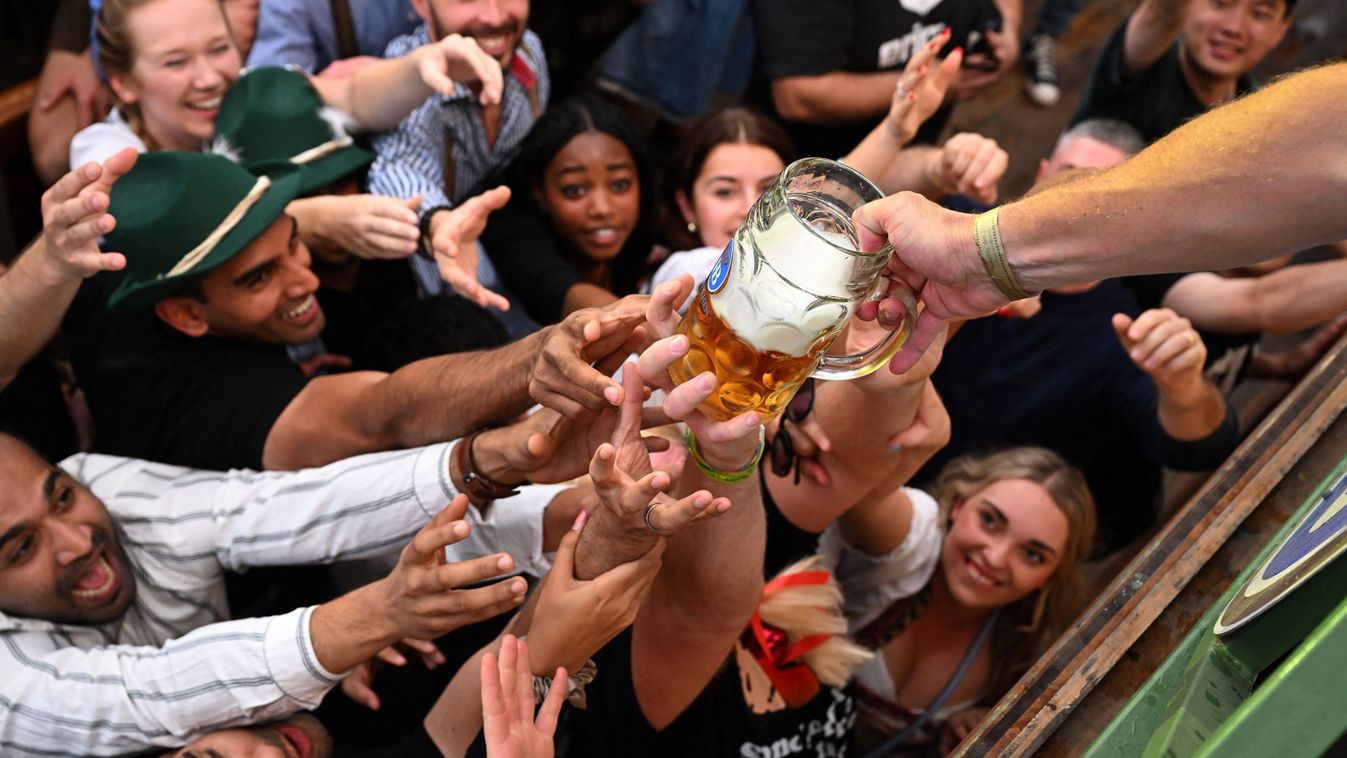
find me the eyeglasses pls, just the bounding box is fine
[768,378,816,485]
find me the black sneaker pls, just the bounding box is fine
[1025,33,1061,107]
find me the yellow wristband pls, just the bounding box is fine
[973,207,1031,301]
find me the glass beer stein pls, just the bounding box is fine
[669,158,918,421]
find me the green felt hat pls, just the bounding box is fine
[106,151,306,310]
[213,66,373,193]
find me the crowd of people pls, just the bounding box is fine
[2,0,1344,755]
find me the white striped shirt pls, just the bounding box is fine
[366,25,550,297]
[0,442,561,756]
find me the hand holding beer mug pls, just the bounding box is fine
[668,158,919,421]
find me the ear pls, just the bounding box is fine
[409,0,433,25]
[107,72,139,106]
[949,497,967,524]
[674,188,695,226]
[1035,158,1050,184]
[154,297,210,338]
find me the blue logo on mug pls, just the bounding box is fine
[707,241,732,294]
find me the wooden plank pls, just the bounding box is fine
[0,80,37,162]
[952,332,1347,756]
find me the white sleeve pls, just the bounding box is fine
[0,608,337,756]
[69,119,146,169]
[71,443,459,572]
[817,487,942,631]
[648,246,720,312]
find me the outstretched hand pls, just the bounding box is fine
[884,29,962,144]
[427,186,512,310]
[37,147,138,283]
[417,33,504,106]
[481,635,565,758]
[530,295,650,415]
[377,495,528,641]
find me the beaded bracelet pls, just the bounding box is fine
[685,426,765,484]
[973,207,1032,301]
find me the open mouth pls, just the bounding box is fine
[276,724,312,758]
[965,555,1001,588]
[583,227,623,246]
[186,96,222,113]
[70,553,121,606]
[1207,39,1243,61]
[470,30,516,57]
[282,294,318,324]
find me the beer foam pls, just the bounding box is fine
[710,220,860,356]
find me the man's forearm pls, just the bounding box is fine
[1254,259,1347,335]
[772,70,903,124]
[845,144,944,197]
[0,240,80,389]
[309,583,401,674]
[312,51,431,132]
[370,329,546,449]
[1002,65,1347,292]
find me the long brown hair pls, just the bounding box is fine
[661,107,795,251]
[930,447,1096,697]
[96,0,238,149]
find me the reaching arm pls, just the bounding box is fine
[260,296,645,469]
[1164,261,1347,336]
[1005,65,1347,291]
[1113,309,1229,442]
[0,149,135,390]
[1122,0,1192,76]
[309,33,503,132]
[851,63,1347,375]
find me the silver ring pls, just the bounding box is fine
[895,80,909,100]
[643,503,667,535]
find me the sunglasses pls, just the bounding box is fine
[768,378,816,485]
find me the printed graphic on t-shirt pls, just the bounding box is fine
[877,20,948,68]
[737,688,857,758]
[899,0,946,15]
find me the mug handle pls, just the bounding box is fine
[812,280,919,381]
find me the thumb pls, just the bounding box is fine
[404,194,423,212]
[552,524,580,580]
[483,185,511,211]
[1111,313,1134,347]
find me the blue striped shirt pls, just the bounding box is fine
[367,26,550,296]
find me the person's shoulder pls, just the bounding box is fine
[382,23,427,58]
[70,113,146,168]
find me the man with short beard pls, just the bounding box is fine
[0,425,574,755]
[75,151,639,475]
[366,0,550,300]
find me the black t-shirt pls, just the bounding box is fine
[559,629,855,757]
[1072,18,1254,144]
[762,468,826,579]
[752,0,993,158]
[80,309,306,471]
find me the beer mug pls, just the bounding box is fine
[669,157,918,421]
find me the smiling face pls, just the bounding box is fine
[108,0,242,151]
[0,435,136,626]
[1181,0,1289,84]
[159,215,326,345]
[940,478,1069,611]
[678,142,785,252]
[416,0,529,67]
[537,131,640,265]
[166,714,333,758]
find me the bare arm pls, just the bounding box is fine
[772,70,906,125]
[1164,261,1347,335]
[1005,66,1347,291]
[1122,0,1192,76]
[262,336,542,469]
[0,150,135,390]
[309,33,503,132]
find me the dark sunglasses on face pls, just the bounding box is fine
[768,378,816,485]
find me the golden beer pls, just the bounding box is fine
[670,287,839,420]
[667,158,918,423]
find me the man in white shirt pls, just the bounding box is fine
[0,430,570,756]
